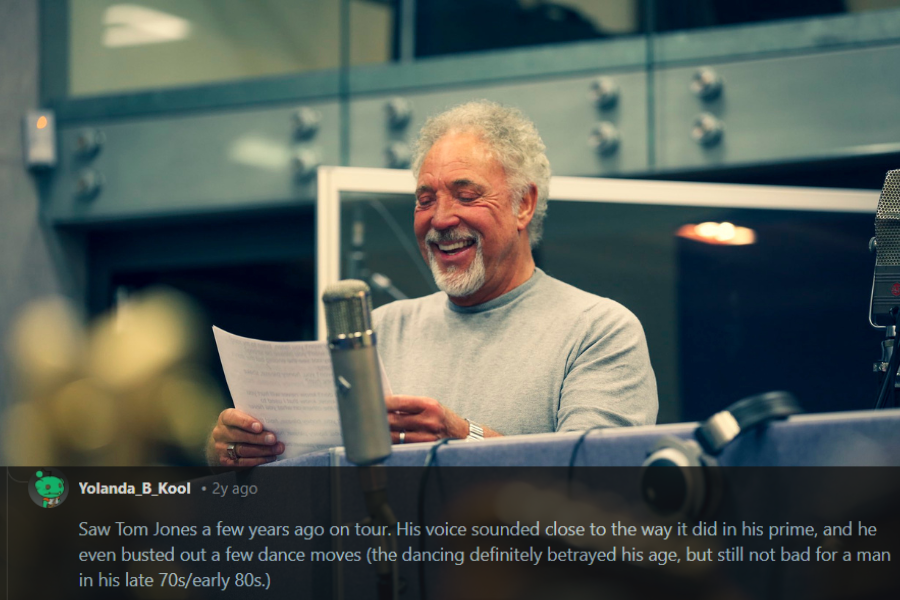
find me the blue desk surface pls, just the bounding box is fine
[267,408,900,468]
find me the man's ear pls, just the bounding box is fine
[516,183,538,231]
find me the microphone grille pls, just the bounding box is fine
[322,280,374,338]
[875,170,900,267]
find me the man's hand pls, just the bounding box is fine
[385,395,501,443]
[207,408,284,467]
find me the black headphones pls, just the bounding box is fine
[641,391,802,520]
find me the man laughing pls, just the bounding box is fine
[208,100,658,465]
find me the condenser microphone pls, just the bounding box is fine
[324,281,399,599]
[322,280,392,465]
[870,170,900,327]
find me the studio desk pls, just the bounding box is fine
[267,409,900,468]
[216,410,900,599]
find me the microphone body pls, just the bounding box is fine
[323,280,392,465]
[871,170,900,327]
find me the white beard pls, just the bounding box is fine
[425,228,486,298]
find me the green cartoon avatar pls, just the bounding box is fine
[34,470,65,508]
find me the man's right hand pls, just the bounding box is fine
[207,409,284,467]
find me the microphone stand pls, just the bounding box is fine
[869,235,900,409]
[348,205,367,281]
[874,324,900,409]
[349,206,411,302]
[323,279,400,599]
[358,465,400,600]
[324,280,400,598]
[369,273,409,301]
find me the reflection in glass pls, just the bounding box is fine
[650,0,900,33]
[349,0,395,66]
[413,0,634,58]
[102,4,192,47]
[66,1,900,95]
[541,202,879,423]
[70,0,342,96]
[405,0,900,59]
[336,188,880,424]
[339,192,438,307]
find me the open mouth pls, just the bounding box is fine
[434,239,475,255]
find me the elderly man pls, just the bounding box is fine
[208,100,657,466]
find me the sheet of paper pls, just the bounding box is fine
[212,326,393,460]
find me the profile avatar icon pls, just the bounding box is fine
[32,470,66,508]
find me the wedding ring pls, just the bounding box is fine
[399,431,406,445]
[226,443,239,461]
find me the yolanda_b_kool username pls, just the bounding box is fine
[79,481,191,495]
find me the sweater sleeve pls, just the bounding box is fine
[555,302,658,432]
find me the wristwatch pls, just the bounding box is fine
[465,419,484,442]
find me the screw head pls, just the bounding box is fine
[385,97,413,129]
[590,77,620,110]
[74,129,105,159]
[293,107,321,139]
[293,148,322,181]
[588,121,620,156]
[74,169,103,199]
[690,67,723,101]
[691,113,724,147]
[385,141,411,168]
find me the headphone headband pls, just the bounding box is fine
[695,391,802,455]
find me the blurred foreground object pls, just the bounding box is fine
[4,289,224,465]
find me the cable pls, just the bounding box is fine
[423,438,452,469]
[566,425,607,498]
[416,438,452,600]
[875,309,900,409]
[876,343,900,408]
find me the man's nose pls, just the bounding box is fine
[430,196,461,230]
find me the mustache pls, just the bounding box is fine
[425,227,480,245]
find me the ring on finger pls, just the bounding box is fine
[226,443,239,461]
[399,431,406,445]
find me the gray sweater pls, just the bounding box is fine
[372,268,658,435]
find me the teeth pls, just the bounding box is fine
[438,240,472,252]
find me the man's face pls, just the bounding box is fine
[414,131,530,305]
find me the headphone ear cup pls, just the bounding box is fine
[641,436,716,521]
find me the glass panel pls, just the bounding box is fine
[334,178,880,423]
[348,0,642,65]
[59,1,900,96]
[69,0,340,96]
[339,192,438,306]
[652,0,900,33]
[367,0,900,62]
[414,1,641,58]
[541,202,879,422]
[349,0,395,66]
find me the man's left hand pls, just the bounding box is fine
[385,395,471,443]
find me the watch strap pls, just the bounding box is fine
[465,419,484,441]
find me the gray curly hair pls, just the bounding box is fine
[411,100,551,247]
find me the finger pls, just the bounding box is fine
[391,430,434,444]
[216,426,279,446]
[388,412,437,433]
[217,442,284,459]
[219,408,264,433]
[385,395,429,414]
